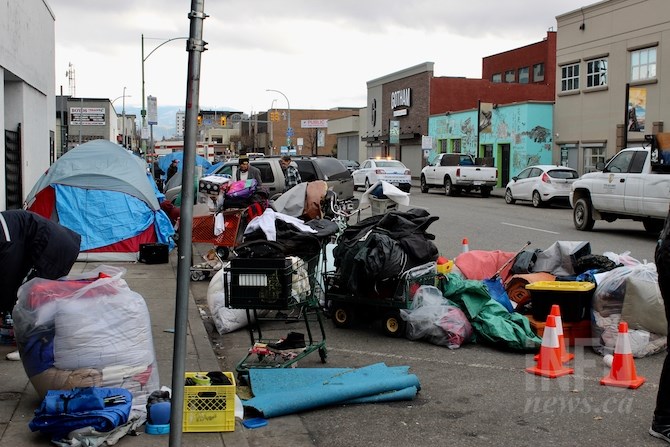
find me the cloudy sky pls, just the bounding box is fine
[50,0,590,114]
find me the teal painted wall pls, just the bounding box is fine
[428,103,553,180]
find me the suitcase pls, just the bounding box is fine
[139,243,169,264]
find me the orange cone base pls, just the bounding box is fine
[525,364,574,378]
[534,352,574,363]
[600,375,646,389]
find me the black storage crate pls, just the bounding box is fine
[227,258,293,309]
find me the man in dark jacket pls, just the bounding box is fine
[651,207,670,442]
[166,159,179,182]
[236,156,262,185]
[0,210,81,360]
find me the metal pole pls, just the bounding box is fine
[79,97,83,145]
[270,98,277,155]
[141,34,146,157]
[122,87,126,148]
[169,1,206,445]
[266,89,291,149]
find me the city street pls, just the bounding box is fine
[192,189,665,447]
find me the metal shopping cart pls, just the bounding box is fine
[224,252,327,383]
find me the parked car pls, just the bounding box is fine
[339,159,360,173]
[420,153,497,197]
[505,165,579,207]
[353,159,412,192]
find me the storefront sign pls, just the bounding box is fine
[390,88,411,109]
[389,120,400,145]
[70,107,106,126]
[301,119,328,128]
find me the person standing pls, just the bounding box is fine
[0,210,81,360]
[236,156,262,185]
[166,159,179,183]
[280,155,302,192]
[651,206,670,442]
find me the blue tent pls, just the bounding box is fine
[158,152,211,180]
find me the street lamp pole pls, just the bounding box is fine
[266,89,291,150]
[111,92,131,147]
[141,34,188,162]
[269,98,277,155]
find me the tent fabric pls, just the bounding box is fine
[25,140,174,261]
[157,151,211,181]
[243,363,421,418]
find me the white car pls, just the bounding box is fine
[353,159,411,192]
[504,165,579,207]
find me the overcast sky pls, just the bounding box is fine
[50,0,590,114]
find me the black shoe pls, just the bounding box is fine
[650,422,670,443]
[267,332,306,351]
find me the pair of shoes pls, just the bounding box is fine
[267,332,306,352]
[650,421,670,443]
[6,350,20,361]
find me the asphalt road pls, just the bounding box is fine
[193,190,665,447]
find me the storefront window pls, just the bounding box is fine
[583,145,605,173]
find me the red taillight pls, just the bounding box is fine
[456,168,460,177]
[404,169,411,175]
[541,172,550,183]
[375,169,385,174]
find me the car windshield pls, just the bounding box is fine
[548,169,579,179]
[315,157,350,178]
[375,160,405,169]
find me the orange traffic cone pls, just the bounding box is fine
[534,305,574,364]
[600,321,646,389]
[461,238,469,253]
[526,315,574,378]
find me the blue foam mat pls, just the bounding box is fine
[243,362,421,418]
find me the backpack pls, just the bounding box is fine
[225,179,257,200]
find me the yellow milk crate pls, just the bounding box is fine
[183,371,236,432]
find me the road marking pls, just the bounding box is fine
[501,222,560,235]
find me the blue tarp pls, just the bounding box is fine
[243,363,420,418]
[54,185,174,250]
[158,151,211,180]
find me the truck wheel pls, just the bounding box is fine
[504,188,516,204]
[643,218,664,234]
[444,178,456,196]
[481,187,491,198]
[532,191,544,208]
[332,304,355,328]
[573,198,595,231]
[420,175,429,193]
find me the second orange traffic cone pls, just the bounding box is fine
[526,315,574,378]
[461,238,469,253]
[535,305,574,364]
[600,321,646,389]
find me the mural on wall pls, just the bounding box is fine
[428,103,553,177]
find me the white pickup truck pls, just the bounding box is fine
[420,153,498,197]
[569,146,670,233]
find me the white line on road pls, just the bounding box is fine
[501,222,560,234]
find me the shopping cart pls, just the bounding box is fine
[189,209,246,281]
[224,253,327,383]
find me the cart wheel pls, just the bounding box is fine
[216,246,229,260]
[236,373,249,387]
[190,270,205,281]
[381,310,406,338]
[332,304,355,328]
[318,346,328,363]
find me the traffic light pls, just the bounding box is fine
[197,114,202,126]
[220,116,227,126]
[270,111,280,121]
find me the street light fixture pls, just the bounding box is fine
[141,34,188,162]
[112,89,131,148]
[266,89,291,150]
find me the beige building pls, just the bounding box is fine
[555,0,670,174]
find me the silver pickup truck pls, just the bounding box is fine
[570,146,670,233]
[420,153,498,197]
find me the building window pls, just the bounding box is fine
[583,145,605,173]
[492,73,502,83]
[505,70,515,83]
[631,47,657,81]
[586,58,608,87]
[518,67,529,84]
[533,63,545,82]
[561,63,580,92]
[452,139,461,153]
[439,139,448,153]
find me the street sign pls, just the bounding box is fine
[286,127,294,137]
[147,96,158,125]
[230,113,242,123]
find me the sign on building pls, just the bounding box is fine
[301,119,328,128]
[70,107,106,126]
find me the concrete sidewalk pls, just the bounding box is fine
[0,251,256,446]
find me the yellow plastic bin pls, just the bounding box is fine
[525,281,595,322]
[183,372,236,432]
